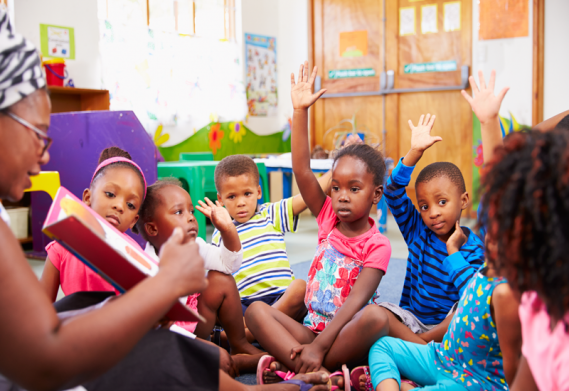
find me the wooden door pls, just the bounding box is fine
[311,0,473,214]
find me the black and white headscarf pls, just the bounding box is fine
[0,10,45,110]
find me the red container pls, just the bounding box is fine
[44,62,66,87]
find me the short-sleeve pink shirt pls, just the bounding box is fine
[46,241,120,296]
[316,197,391,272]
[519,291,569,391]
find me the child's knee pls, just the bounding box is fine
[244,300,270,326]
[360,305,389,331]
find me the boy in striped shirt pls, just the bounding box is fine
[212,155,330,326]
[379,114,484,344]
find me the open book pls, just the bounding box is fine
[43,187,204,323]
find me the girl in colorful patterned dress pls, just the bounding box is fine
[366,261,521,391]
[246,62,392,389]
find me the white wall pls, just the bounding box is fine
[472,0,533,126]
[241,0,308,135]
[13,0,102,89]
[544,0,569,120]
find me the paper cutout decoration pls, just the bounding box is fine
[479,0,528,40]
[421,5,438,34]
[444,2,461,32]
[400,7,416,36]
[339,31,368,58]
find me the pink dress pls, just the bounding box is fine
[46,241,120,296]
[303,197,391,333]
[518,291,569,391]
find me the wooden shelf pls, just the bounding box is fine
[47,86,110,113]
[18,236,33,244]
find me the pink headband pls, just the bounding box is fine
[91,157,148,198]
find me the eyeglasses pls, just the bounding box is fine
[4,111,52,156]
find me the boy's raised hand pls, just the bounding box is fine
[195,197,234,233]
[461,70,509,124]
[291,61,326,110]
[409,113,441,152]
[403,114,441,167]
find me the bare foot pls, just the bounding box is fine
[359,374,367,390]
[263,360,289,384]
[232,352,266,374]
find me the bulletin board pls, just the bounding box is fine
[479,0,528,40]
[245,33,278,117]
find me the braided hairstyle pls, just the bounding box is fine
[481,129,569,325]
[333,143,386,186]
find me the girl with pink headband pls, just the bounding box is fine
[40,146,147,301]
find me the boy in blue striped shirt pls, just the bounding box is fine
[378,113,484,344]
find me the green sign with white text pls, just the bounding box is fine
[403,61,457,74]
[328,68,376,79]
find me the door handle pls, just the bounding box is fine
[319,65,470,98]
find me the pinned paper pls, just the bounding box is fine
[339,31,368,58]
[421,5,438,34]
[479,0,528,40]
[40,24,75,60]
[444,2,461,32]
[399,7,416,36]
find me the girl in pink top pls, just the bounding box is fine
[247,62,391,388]
[482,128,569,391]
[40,147,147,301]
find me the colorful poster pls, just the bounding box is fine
[399,7,416,36]
[444,2,461,32]
[421,5,438,34]
[245,33,278,117]
[479,0,528,40]
[40,24,75,59]
[339,30,368,58]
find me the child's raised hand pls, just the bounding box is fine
[461,70,509,125]
[408,113,442,153]
[291,61,326,110]
[446,221,467,255]
[195,197,234,233]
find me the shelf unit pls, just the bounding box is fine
[48,86,110,113]
[14,87,110,250]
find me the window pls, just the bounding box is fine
[99,0,235,40]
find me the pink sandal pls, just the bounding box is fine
[256,355,350,390]
[350,366,373,391]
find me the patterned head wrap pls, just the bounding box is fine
[0,11,46,110]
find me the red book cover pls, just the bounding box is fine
[43,187,203,323]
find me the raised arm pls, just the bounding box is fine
[461,70,509,165]
[291,170,332,216]
[534,109,569,132]
[385,114,440,245]
[0,225,207,391]
[291,61,327,217]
